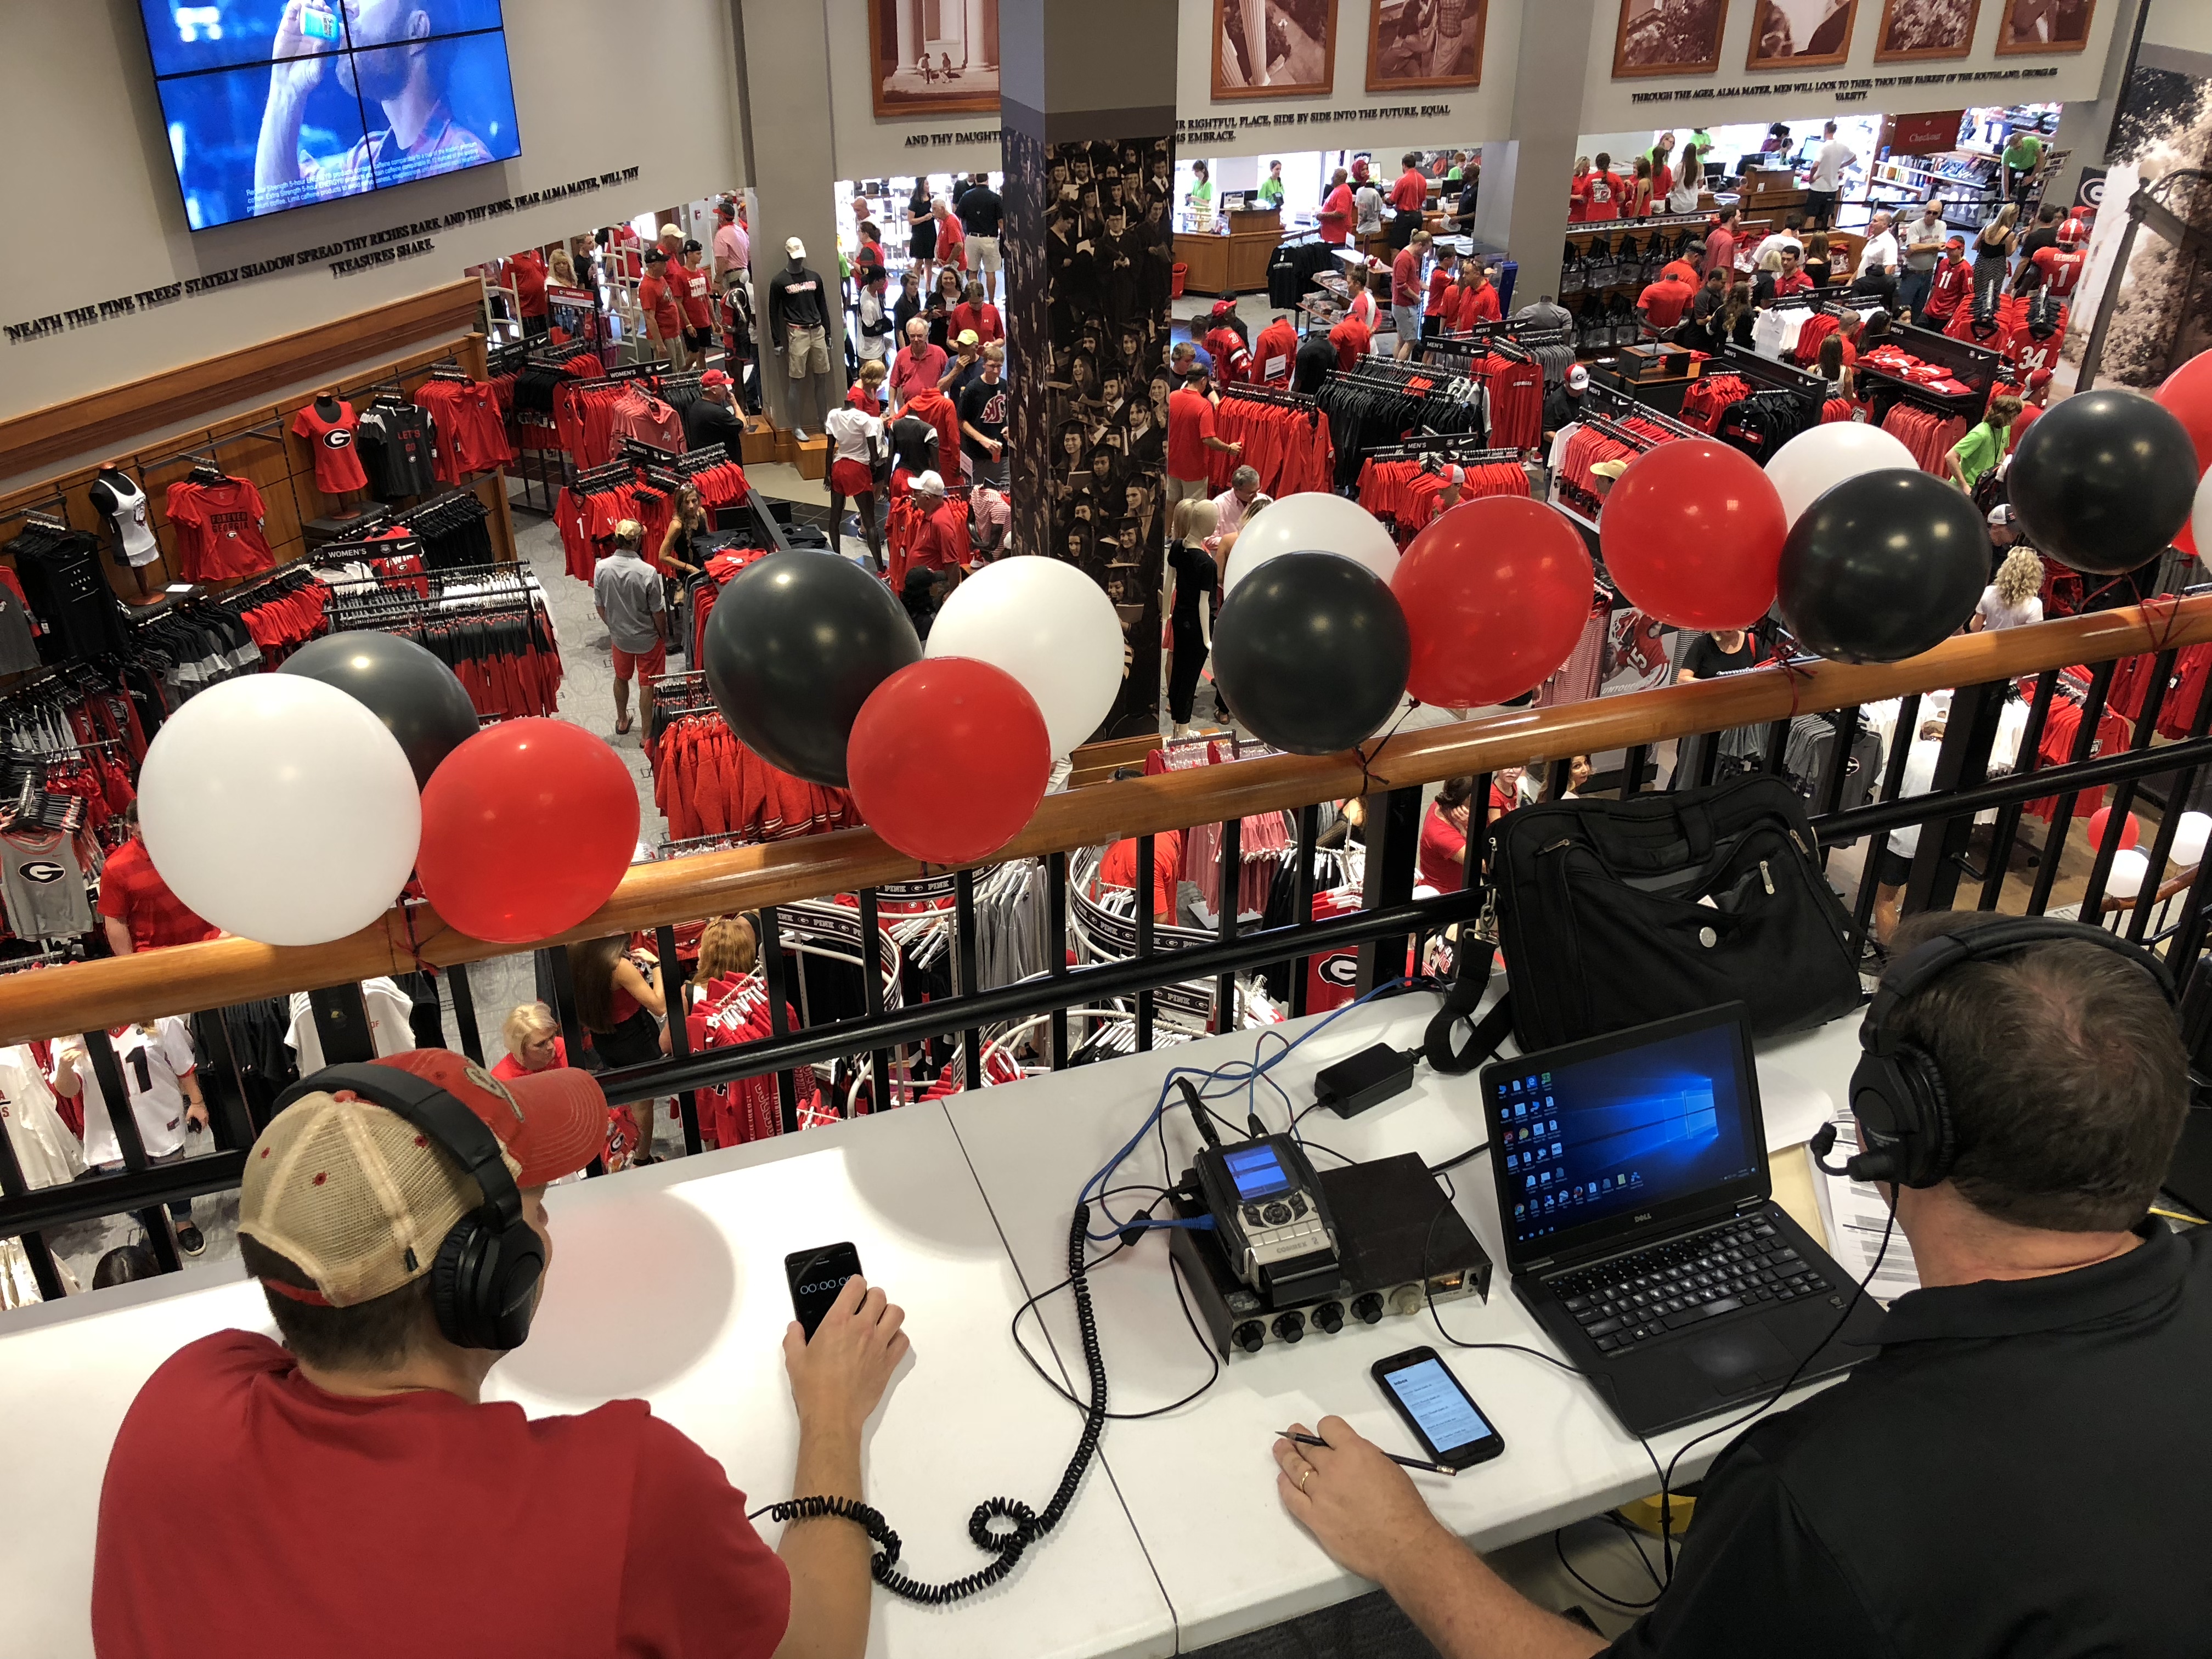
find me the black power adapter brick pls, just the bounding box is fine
[1313,1043,1419,1118]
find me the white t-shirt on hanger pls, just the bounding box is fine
[286,978,417,1075]
[71,1019,198,1167]
[0,1043,85,1188]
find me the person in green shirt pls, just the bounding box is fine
[1444,151,1467,181]
[1691,126,1714,154]
[1257,159,1285,208]
[1948,394,2023,493]
[2002,130,2044,200]
[1188,159,1214,211]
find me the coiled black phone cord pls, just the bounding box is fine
[751,1200,1109,1605]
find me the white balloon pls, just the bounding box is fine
[924,556,1124,757]
[2193,466,2212,563]
[2173,810,2212,868]
[138,675,422,947]
[1764,424,1922,527]
[2108,848,2149,901]
[1222,490,1400,594]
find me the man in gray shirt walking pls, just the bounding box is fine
[592,520,668,736]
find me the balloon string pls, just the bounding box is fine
[1355,699,1421,799]
[2142,591,2184,656]
[1767,654,1819,722]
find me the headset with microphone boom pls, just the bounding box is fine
[1813,918,2177,1188]
[269,1063,547,1350]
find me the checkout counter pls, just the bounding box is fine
[1175,204,1297,298]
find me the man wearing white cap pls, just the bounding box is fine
[906,470,968,597]
[1543,362,1590,442]
[92,1049,909,1657]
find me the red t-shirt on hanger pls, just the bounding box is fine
[291,400,370,494]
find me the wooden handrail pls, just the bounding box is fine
[5,595,2208,1043]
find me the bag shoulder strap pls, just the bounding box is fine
[1424,938,1516,1076]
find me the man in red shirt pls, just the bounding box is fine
[677,240,718,366]
[637,247,688,369]
[1167,368,1241,504]
[1583,152,1623,221]
[91,1049,909,1659]
[1422,245,1460,340]
[1330,312,1374,370]
[906,471,970,591]
[1926,236,1972,324]
[1660,239,1704,290]
[932,197,966,274]
[1203,306,1252,387]
[949,282,1003,345]
[889,318,948,410]
[1391,229,1430,359]
[1703,205,1739,294]
[1251,313,1300,388]
[510,249,550,337]
[98,809,219,954]
[1458,264,1502,329]
[1387,152,1430,251]
[1318,167,1357,247]
[1773,246,1815,296]
[1637,270,1696,336]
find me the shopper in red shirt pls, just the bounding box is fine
[1568,156,1592,224]
[1773,247,1815,296]
[932,197,966,274]
[1925,236,1972,324]
[98,809,219,955]
[949,282,1003,345]
[1422,246,1460,340]
[1459,264,1502,327]
[1660,241,1705,290]
[510,249,550,336]
[889,319,948,409]
[1388,152,1430,250]
[1330,312,1374,370]
[1637,270,1696,336]
[91,1049,909,1659]
[905,470,970,585]
[1167,369,1241,503]
[1418,777,1477,893]
[1583,152,1624,221]
[1318,168,1357,247]
[1703,205,1739,294]
[1252,313,1300,388]
[677,240,718,363]
[637,247,687,369]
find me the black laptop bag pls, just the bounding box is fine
[1429,776,1862,1071]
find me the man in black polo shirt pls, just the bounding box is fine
[956,173,1004,306]
[680,369,748,454]
[1273,912,2209,1657]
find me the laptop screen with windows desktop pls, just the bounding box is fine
[1484,1007,1767,1263]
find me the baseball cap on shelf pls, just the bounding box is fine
[701,369,732,390]
[238,1051,606,1309]
[913,470,947,495]
[1566,364,1590,392]
[956,328,980,347]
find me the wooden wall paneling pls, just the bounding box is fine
[0,282,486,481]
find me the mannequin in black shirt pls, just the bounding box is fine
[765,236,833,429]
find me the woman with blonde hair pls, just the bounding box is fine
[1166,498,1221,737]
[494,1002,566,1080]
[1972,544,2045,632]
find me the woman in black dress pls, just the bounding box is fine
[1164,496,1221,738]
[907,178,938,288]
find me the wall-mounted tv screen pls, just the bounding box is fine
[140,1,521,230]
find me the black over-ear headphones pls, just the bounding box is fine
[1818,918,2178,1189]
[271,1064,546,1350]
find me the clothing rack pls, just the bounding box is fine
[528,337,598,366]
[1579,382,1704,443]
[1717,343,1825,396]
[620,437,682,466]
[139,417,287,478]
[567,362,672,392]
[1362,437,1523,464]
[675,444,732,475]
[1220,383,1318,409]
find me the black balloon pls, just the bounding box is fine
[703,549,921,786]
[280,630,479,787]
[1211,552,1411,755]
[2007,388,2199,575]
[1777,470,1987,664]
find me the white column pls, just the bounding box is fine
[896,0,917,65]
[964,0,986,68]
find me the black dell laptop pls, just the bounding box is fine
[1480,1003,1884,1436]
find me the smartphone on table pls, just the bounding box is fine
[1372,1346,1506,1471]
[785,1242,864,1340]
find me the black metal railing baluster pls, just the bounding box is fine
[953,873,982,1087]
[1046,852,1069,1070]
[654,924,703,1152]
[859,888,895,1111]
[1848,694,1921,958]
[1215,815,1242,1032]
[1135,835,1156,1052]
[1981,670,2058,911]
[759,906,799,1133]
[2027,662,2118,917]
[2082,650,2175,925]
[446,960,486,1065]
[1290,805,1318,1019]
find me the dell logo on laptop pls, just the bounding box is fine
[1633,1212,1652,1224]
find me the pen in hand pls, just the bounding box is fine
[1279,1429,1456,1477]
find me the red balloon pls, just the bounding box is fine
[2087,807,2140,853]
[417,719,641,944]
[849,659,1050,866]
[1390,498,1594,707]
[1599,439,1788,629]
[2155,349,2212,474]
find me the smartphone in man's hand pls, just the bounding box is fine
[785,1243,864,1340]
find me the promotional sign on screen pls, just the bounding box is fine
[139,1,521,230]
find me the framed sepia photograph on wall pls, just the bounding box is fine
[1214,0,1340,99]
[1612,0,1729,80]
[1745,0,1859,69]
[1367,0,1486,91]
[1873,0,1982,61]
[1994,0,2097,54]
[868,0,1001,119]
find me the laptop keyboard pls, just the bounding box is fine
[1550,1216,1832,1353]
